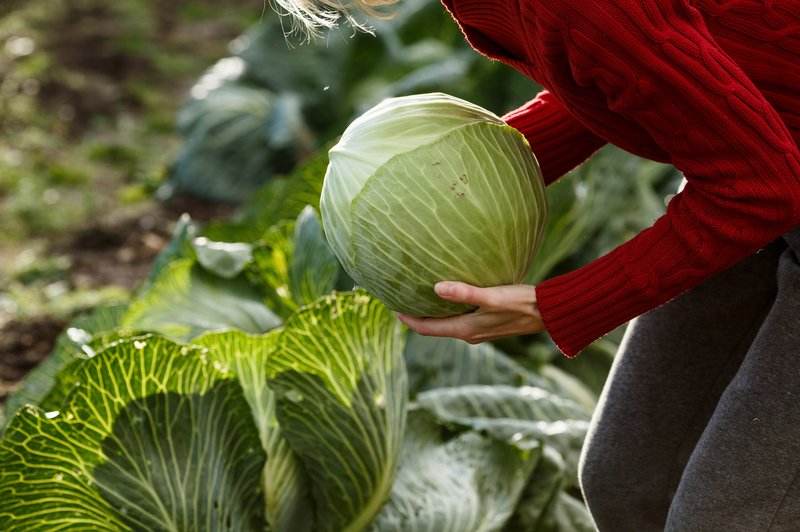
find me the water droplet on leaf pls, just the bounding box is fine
[285,390,304,403]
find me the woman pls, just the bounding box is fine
[278,1,800,530]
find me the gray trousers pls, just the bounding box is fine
[578,226,800,531]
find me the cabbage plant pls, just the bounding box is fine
[0,292,408,531]
[0,292,593,532]
[0,151,601,530]
[169,58,312,203]
[320,93,547,317]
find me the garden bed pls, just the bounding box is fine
[0,194,235,404]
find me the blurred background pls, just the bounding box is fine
[0,0,682,403]
[0,0,263,399]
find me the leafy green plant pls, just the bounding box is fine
[167,0,537,202]
[1,292,594,531]
[169,65,313,202]
[1,148,599,529]
[0,335,266,530]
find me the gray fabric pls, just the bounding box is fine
[578,227,800,531]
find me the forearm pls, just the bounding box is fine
[502,90,606,185]
[532,0,800,356]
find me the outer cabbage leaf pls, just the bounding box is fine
[267,291,407,532]
[370,409,538,532]
[403,334,597,410]
[503,446,567,532]
[122,258,281,342]
[404,333,546,397]
[525,173,597,285]
[0,336,266,531]
[192,330,314,532]
[504,447,595,531]
[147,213,197,285]
[289,206,341,307]
[248,221,297,318]
[247,206,341,319]
[92,382,265,531]
[541,492,596,532]
[36,330,134,415]
[192,237,253,279]
[414,385,591,484]
[537,364,599,413]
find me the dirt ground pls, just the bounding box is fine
[0,0,256,406]
[0,195,236,403]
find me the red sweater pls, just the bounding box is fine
[443,0,800,357]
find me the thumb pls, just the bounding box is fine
[434,281,490,306]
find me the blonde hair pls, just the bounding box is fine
[270,0,398,38]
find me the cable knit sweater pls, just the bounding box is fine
[442,0,800,357]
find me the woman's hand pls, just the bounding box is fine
[396,281,545,344]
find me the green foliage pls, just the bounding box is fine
[268,292,407,532]
[2,303,127,426]
[415,385,590,485]
[122,258,282,342]
[94,382,266,531]
[2,165,605,529]
[245,208,343,319]
[370,409,538,531]
[289,207,342,306]
[170,78,311,202]
[527,145,681,284]
[0,1,689,529]
[405,333,545,394]
[203,143,331,244]
[168,0,537,202]
[505,447,579,531]
[0,335,266,531]
[192,329,313,532]
[2,289,598,531]
[193,238,253,279]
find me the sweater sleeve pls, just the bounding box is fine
[533,0,800,356]
[502,90,606,185]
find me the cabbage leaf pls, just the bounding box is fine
[0,336,266,531]
[267,291,407,532]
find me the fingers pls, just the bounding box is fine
[396,283,543,344]
[397,310,538,344]
[396,313,463,338]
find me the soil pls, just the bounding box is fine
[0,316,67,403]
[64,195,236,289]
[0,0,254,407]
[0,194,237,404]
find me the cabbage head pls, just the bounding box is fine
[320,93,547,317]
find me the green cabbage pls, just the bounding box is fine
[320,93,547,316]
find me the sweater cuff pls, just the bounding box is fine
[535,251,643,358]
[502,93,606,185]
